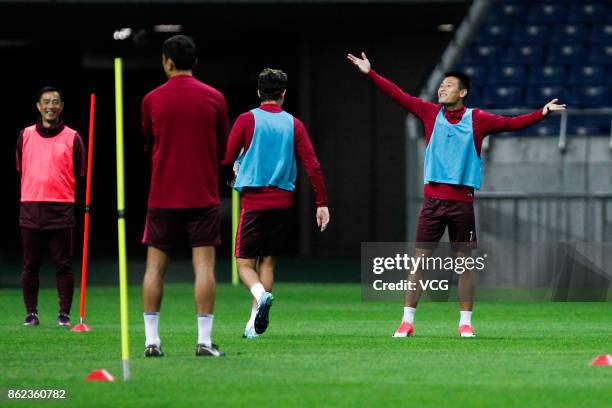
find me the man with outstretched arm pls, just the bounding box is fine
[348,51,565,338]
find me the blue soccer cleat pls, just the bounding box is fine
[254,292,274,334]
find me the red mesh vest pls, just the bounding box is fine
[20,125,76,202]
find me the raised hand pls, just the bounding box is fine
[542,98,567,116]
[347,52,371,75]
[316,207,330,232]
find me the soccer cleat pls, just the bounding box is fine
[254,292,274,334]
[144,344,164,357]
[23,313,39,326]
[196,343,225,357]
[57,313,71,326]
[242,326,259,339]
[392,321,414,337]
[458,324,476,338]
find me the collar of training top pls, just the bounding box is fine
[36,118,65,137]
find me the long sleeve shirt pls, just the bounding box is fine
[369,70,546,202]
[222,103,328,210]
[141,74,229,208]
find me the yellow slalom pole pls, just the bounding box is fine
[231,189,240,285]
[114,58,130,381]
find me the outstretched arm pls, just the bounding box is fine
[347,51,438,120]
[478,99,567,135]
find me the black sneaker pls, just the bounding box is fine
[23,313,39,326]
[195,343,225,357]
[144,344,164,357]
[58,313,71,327]
[254,292,274,334]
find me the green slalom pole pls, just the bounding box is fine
[231,189,239,285]
[114,58,130,381]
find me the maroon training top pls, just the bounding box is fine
[369,70,546,202]
[222,103,328,210]
[16,120,85,229]
[141,74,229,208]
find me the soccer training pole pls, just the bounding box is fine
[72,93,96,333]
[114,58,130,381]
[231,190,239,285]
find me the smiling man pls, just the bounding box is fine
[16,87,85,327]
[347,52,565,338]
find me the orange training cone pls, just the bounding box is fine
[71,321,92,332]
[85,369,115,382]
[590,354,612,366]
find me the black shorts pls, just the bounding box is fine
[235,208,291,259]
[415,197,477,251]
[142,205,221,252]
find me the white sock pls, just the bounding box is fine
[246,308,257,329]
[197,314,214,347]
[459,310,472,326]
[249,282,265,304]
[144,312,160,347]
[403,307,416,324]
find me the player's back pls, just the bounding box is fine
[143,75,226,208]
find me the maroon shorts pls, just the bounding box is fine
[235,208,291,259]
[143,205,221,252]
[415,197,477,251]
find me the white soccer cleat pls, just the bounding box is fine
[242,326,259,339]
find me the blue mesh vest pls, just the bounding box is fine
[234,108,297,192]
[423,107,483,190]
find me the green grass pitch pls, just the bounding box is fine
[1,283,611,407]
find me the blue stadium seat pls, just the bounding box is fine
[482,86,523,109]
[514,24,550,44]
[489,65,527,85]
[551,24,588,44]
[568,85,609,108]
[547,45,587,64]
[466,86,482,108]
[464,45,501,63]
[475,23,512,44]
[526,85,569,108]
[486,3,527,22]
[585,115,612,134]
[568,65,605,85]
[568,3,609,23]
[589,45,612,64]
[516,122,560,137]
[528,65,566,85]
[504,45,544,64]
[527,3,567,23]
[569,124,603,136]
[589,24,612,43]
[455,64,488,81]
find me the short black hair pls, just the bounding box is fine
[258,68,288,101]
[443,71,471,101]
[37,86,63,102]
[162,35,198,70]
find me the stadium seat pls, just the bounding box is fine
[486,3,527,22]
[589,24,612,43]
[568,124,603,136]
[551,24,588,44]
[464,45,501,63]
[475,23,512,44]
[526,85,569,108]
[516,122,560,137]
[514,24,550,44]
[547,45,587,64]
[568,65,605,85]
[527,3,567,23]
[489,65,527,85]
[455,64,488,81]
[568,3,609,23]
[585,115,612,134]
[528,65,566,85]
[482,86,523,108]
[504,45,544,64]
[466,86,482,108]
[568,85,609,108]
[588,45,612,64]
